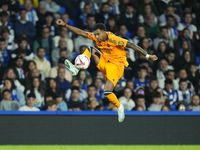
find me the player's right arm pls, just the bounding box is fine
[56,19,88,38]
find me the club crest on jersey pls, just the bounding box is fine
[118,41,124,47]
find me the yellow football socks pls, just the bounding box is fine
[105,93,121,108]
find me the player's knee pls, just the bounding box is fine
[103,91,112,96]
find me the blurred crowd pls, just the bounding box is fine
[0,0,200,112]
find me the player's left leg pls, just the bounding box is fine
[103,64,125,122]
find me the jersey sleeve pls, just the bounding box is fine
[87,32,96,41]
[111,34,128,48]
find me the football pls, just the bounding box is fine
[75,54,90,69]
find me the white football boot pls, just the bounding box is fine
[64,59,79,76]
[117,104,125,122]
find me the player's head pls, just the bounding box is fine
[93,23,107,42]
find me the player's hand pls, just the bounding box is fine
[56,19,65,26]
[149,55,158,61]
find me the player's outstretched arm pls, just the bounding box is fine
[126,41,158,61]
[56,19,88,38]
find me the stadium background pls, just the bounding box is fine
[0,0,200,149]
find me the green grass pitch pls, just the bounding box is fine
[0,145,199,150]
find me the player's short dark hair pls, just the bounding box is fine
[0,11,8,17]
[179,78,187,84]
[139,66,148,72]
[152,91,161,99]
[0,37,6,42]
[2,89,11,95]
[149,76,157,83]
[93,23,106,31]
[165,78,173,85]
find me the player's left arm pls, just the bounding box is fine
[126,41,158,61]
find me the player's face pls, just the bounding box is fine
[94,29,105,42]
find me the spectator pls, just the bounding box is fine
[153,26,174,50]
[176,103,186,111]
[108,0,120,17]
[148,91,163,111]
[119,3,139,33]
[80,0,99,14]
[138,0,159,17]
[178,13,197,40]
[156,59,169,89]
[162,78,175,106]
[33,47,51,78]
[0,37,10,67]
[0,61,5,84]
[117,79,135,99]
[134,66,149,89]
[46,78,62,99]
[143,13,160,40]
[26,61,45,81]
[0,89,20,110]
[84,85,104,110]
[161,105,171,111]
[19,93,40,111]
[159,5,181,26]
[174,79,193,105]
[39,12,59,38]
[134,95,146,110]
[107,101,117,111]
[119,87,135,111]
[26,77,46,108]
[179,50,195,71]
[0,26,15,51]
[165,48,176,70]
[156,87,168,106]
[11,37,34,61]
[154,41,167,61]
[118,25,132,39]
[132,25,152,45]
[51,38,73,66]
[0,78,25,105]
[166,15,178,41]
[85,14,95,31]
[194,30,200,57]
[46,100,57,111]
[67,86,85,111]
[140,4,157,24]
[65,79,87,102]
[188,63,200,88]
[23,0,38,26]
[79,3,92,26]
[136,106,145,111]
[14,8,36,45]
[0,11,15,43]
[55,67,71,94]
[145,76,158,107]
[188,95,200,111]
[40,0,60,14]
[53,26,73,52]
[165,70,179,90]
[77,69,92,91]
[86,99,98,111]
[36,4,46,29]
[2,68,25,92]
[95,2,114,25]
[94,77,105,100]
[49,57,72,82]
[33,26,55,56]
[56,91,68,111]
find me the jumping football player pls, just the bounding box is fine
[56,19,158,122]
